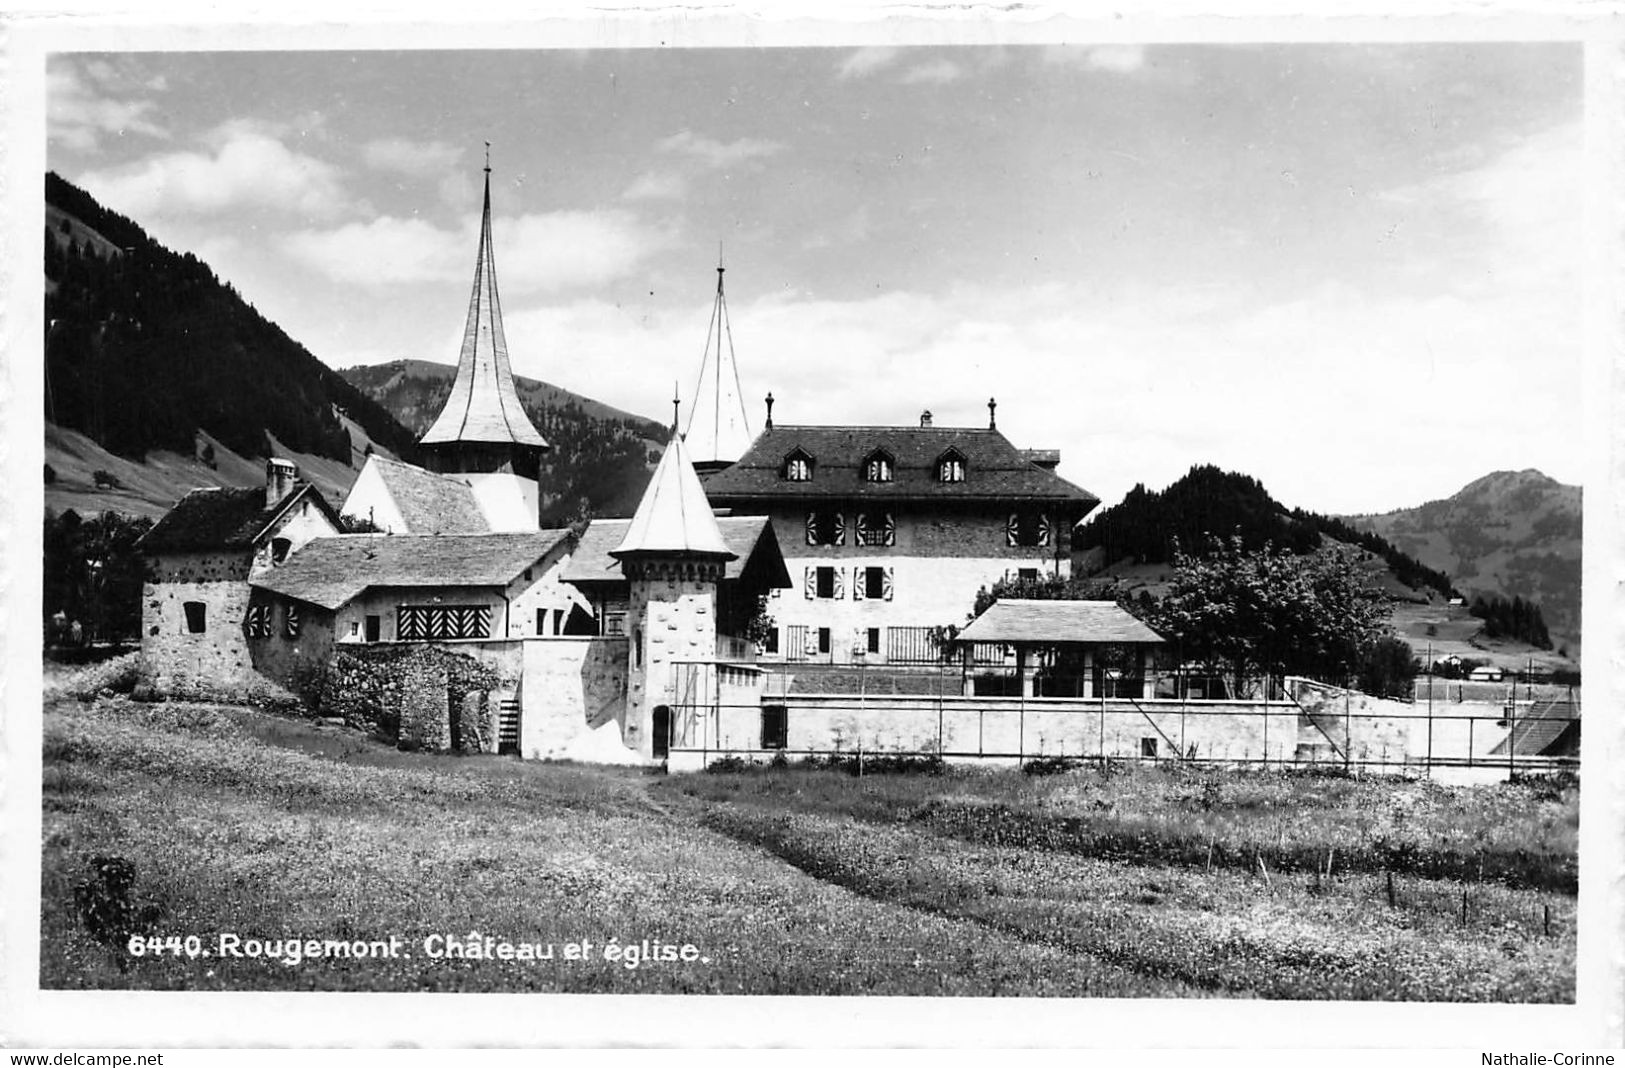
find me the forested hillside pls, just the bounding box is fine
[44,172,419,466]
[1074,464,1459,600]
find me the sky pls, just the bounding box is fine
[45,43,1585,516]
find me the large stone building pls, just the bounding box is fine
[700,402,1100,665]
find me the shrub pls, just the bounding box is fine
[1022,755,1084,777]
[62,652,141,700]
[91,469,122,490]
[706,755,751,774]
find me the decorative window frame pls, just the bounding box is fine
[1005,511,1053,548]
[936,449,967,483]
[244,603,272,640]
[855,511,895,547]
[805,509,846,546]
[860,449,895,483]
[782,448,816,482]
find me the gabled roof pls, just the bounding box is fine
[956,599,1165,645]
[139,483,338,554]
[419,166,549,451]
[563,515,789,587]
[611,431,734,559]
[251,530,573,611]
[366,456,490,535]
[701,425,1099,507]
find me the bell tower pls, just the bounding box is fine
[610,424,736,760]
[418,147,551,531]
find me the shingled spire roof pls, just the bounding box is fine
[419,154,549,450]
[611,429,735,560]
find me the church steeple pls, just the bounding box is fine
[684,247,753,474]
[420,150,549,454]
[417,148,550,532]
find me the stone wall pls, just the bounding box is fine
[317,642,518,751]
[519,636,637,763]
[140,551,257,695]
[668,689,1420,775]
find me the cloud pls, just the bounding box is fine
[48,59,169,152]
[363,138,464,177]
[837,47,901,79]
[77,126,350,220]
[1044,45,1147,73]
[281,209,676,293]
[899,60,963,86]
[655,130,785,171]
[622,170,689,201]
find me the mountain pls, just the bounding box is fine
[339,360,667,525]
[1343,470,1582,654]
[44,173,420,476]
[1071,464,1572,674]
[1073,464,1459,601]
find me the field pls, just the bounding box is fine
[40,692,1578,999]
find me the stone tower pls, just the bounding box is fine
[610,428,736,760]
[418,153,551,531]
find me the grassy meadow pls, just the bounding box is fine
[40,690,1577,999]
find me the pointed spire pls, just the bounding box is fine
[683,249,753,466]
[611,430,734,560]
[419,150,548,450]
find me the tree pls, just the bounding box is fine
[1151,536,1390,694]
[1356,636,1421,700]
[971,571,1140,620]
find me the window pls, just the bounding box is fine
[271,537,292,564]
[762,705,788,749]
[1141,737,1159,759]
[936,450,966,483]
[1018,568,1039,582]
[605,612,627,637]
[866,627,882,655]
[349,620,360,638]
[396,604,492,640]
[817,627,832,654]
[553,609,565,635]
[183,601,206,634]
[805,510,845,546]
[537,608,547,634]
[865,567,887,600]
[1006,512,1052,548]
[763,627,779,655]
[861,450,894,483]
[815,566,836,599]
[243,604,271,639]
[855,512,895,547]
[783,449,815,482]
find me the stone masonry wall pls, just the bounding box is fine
[141,551,256,695]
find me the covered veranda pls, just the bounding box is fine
[953,599,1166,699]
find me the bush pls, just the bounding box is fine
[1022,755,1084,777]
[802,752,945,776]
[62,652,141,700]
[706,755,751,774]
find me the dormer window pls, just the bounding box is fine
[862,450,894,483]
[783,448,815,482]
[937,450,966,483]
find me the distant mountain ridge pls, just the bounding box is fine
[340,360,667,525]
[1343,469,1581,651]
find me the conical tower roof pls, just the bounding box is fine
[684,258,753,466]
[420,160,549,450]
[611,429,735,560]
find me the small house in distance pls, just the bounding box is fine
[954,598,1165,698]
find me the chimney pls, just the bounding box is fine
[988,397,998,430]
[764,392,775,430]
[266,457,298,507]
[919,409,933,428]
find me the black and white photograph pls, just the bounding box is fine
[4,2,1622,1053]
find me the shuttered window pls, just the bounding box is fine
[396,604,492,641]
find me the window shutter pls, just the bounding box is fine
[1006,513,1020,547]
[832,567,846,599]
[804,566,816,600]
[1038,514,1053,547]
[852,566,866,600]
[284,603,301,638]
[805,511,818,546]
[244,604,271,639]
[883,568,895,601]
[881,513,895,546]
[832,512,846,545]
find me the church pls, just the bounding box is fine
[144,155,1286,770]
